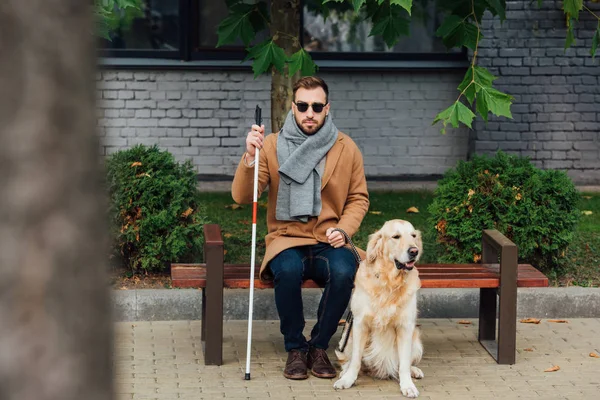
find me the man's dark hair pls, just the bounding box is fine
[293,76,329,103]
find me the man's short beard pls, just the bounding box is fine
[296,117,325,135]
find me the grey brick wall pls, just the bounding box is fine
[475,0,600,184]
[96,70,469,178]
[96,1,600,184]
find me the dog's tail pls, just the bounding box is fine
[411,327,423,365]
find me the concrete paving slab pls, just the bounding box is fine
[114,318,600,400]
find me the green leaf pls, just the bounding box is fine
[115,0,140,8]
[436,15,480,50]
[565,20,576,49]
[244,39,286,77]
[390,0,413,15]
[591,24,600,58]
[476,86,514,122]
[249,1,270,33]
[458,65,498,104]
[369,1,410,48]
[563,0,583,20]
[433,101,476,134]
[288,48,317,76]
[352,0,367,12]
[440,0,487,21]
[217,4,256,47]
[485,0,506,21]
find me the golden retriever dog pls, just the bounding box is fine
[333,219,423,398]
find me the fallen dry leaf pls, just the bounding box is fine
[226,204,242,210]
[590,352,600,358]
[223,249,228,255]
[524,348,534,352]
[181,207,193,218]
[458,320,472,325]
[338,319,346,326]
[369,211,382,215]
[238,219,250,225]
[130,161,142,167]
[120,286,128,290]
[223,233,233,238]
[544,365,560,372]
[547,319,568,323]
[582,210,593,215]
[520,318,541,324]
[468,189,475,197]
[406,206,419,213]
[473,254,481,263]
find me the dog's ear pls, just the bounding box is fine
[367,231,383,263]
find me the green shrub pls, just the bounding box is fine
[428,151,580,272]
[106,145,207,272]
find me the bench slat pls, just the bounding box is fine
[171,263,549,289]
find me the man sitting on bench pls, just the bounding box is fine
[232,76,369,380]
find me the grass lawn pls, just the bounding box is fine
[199,191,600,287]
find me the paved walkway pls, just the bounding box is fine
[114,318,600,400]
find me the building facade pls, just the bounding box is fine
[97,1,600,184]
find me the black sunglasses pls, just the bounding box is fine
[294,101,328,113]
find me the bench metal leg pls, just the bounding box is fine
[478,288,497,343]
[479,230,518,365]
[497,244,517,364]
[201,288,206,341]
[202,224,224,366]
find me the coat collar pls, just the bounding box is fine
[321,132,344,189]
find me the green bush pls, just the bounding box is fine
[106,145,207,272]
[428,151,580,272]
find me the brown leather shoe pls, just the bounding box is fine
[283,349,308,380]
[308,347,337,378]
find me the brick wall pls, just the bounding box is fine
[475,0,600,184]
[96,1,600,184]
[96,70,470,178]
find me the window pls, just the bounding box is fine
[302,0,462,59]
[99,0,183,58]
[101,0,465,65]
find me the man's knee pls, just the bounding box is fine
[269,249,304,282]
[329,249,357,285]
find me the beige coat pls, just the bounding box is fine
[232,131,369,281]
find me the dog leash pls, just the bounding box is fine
[331,228,361,353]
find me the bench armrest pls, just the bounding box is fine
[203,224,224,249]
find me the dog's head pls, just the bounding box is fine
[366,219,423,274]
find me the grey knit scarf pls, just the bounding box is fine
[276,110,338,222]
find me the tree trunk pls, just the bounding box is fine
[270,0,301,132]
[0,2,112,400]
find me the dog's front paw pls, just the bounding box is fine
[400,382,419,398]
[333,375,356,390]
[410,366,424,379]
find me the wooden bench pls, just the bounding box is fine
[171,224,548,366]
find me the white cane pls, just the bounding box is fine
[245,105,262,380]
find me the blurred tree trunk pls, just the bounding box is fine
[270,0,301,133]
[0,1,112,400]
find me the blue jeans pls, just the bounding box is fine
[268,243,357,352]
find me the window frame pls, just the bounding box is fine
[98,0,189,60]
[100,0,468,69]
